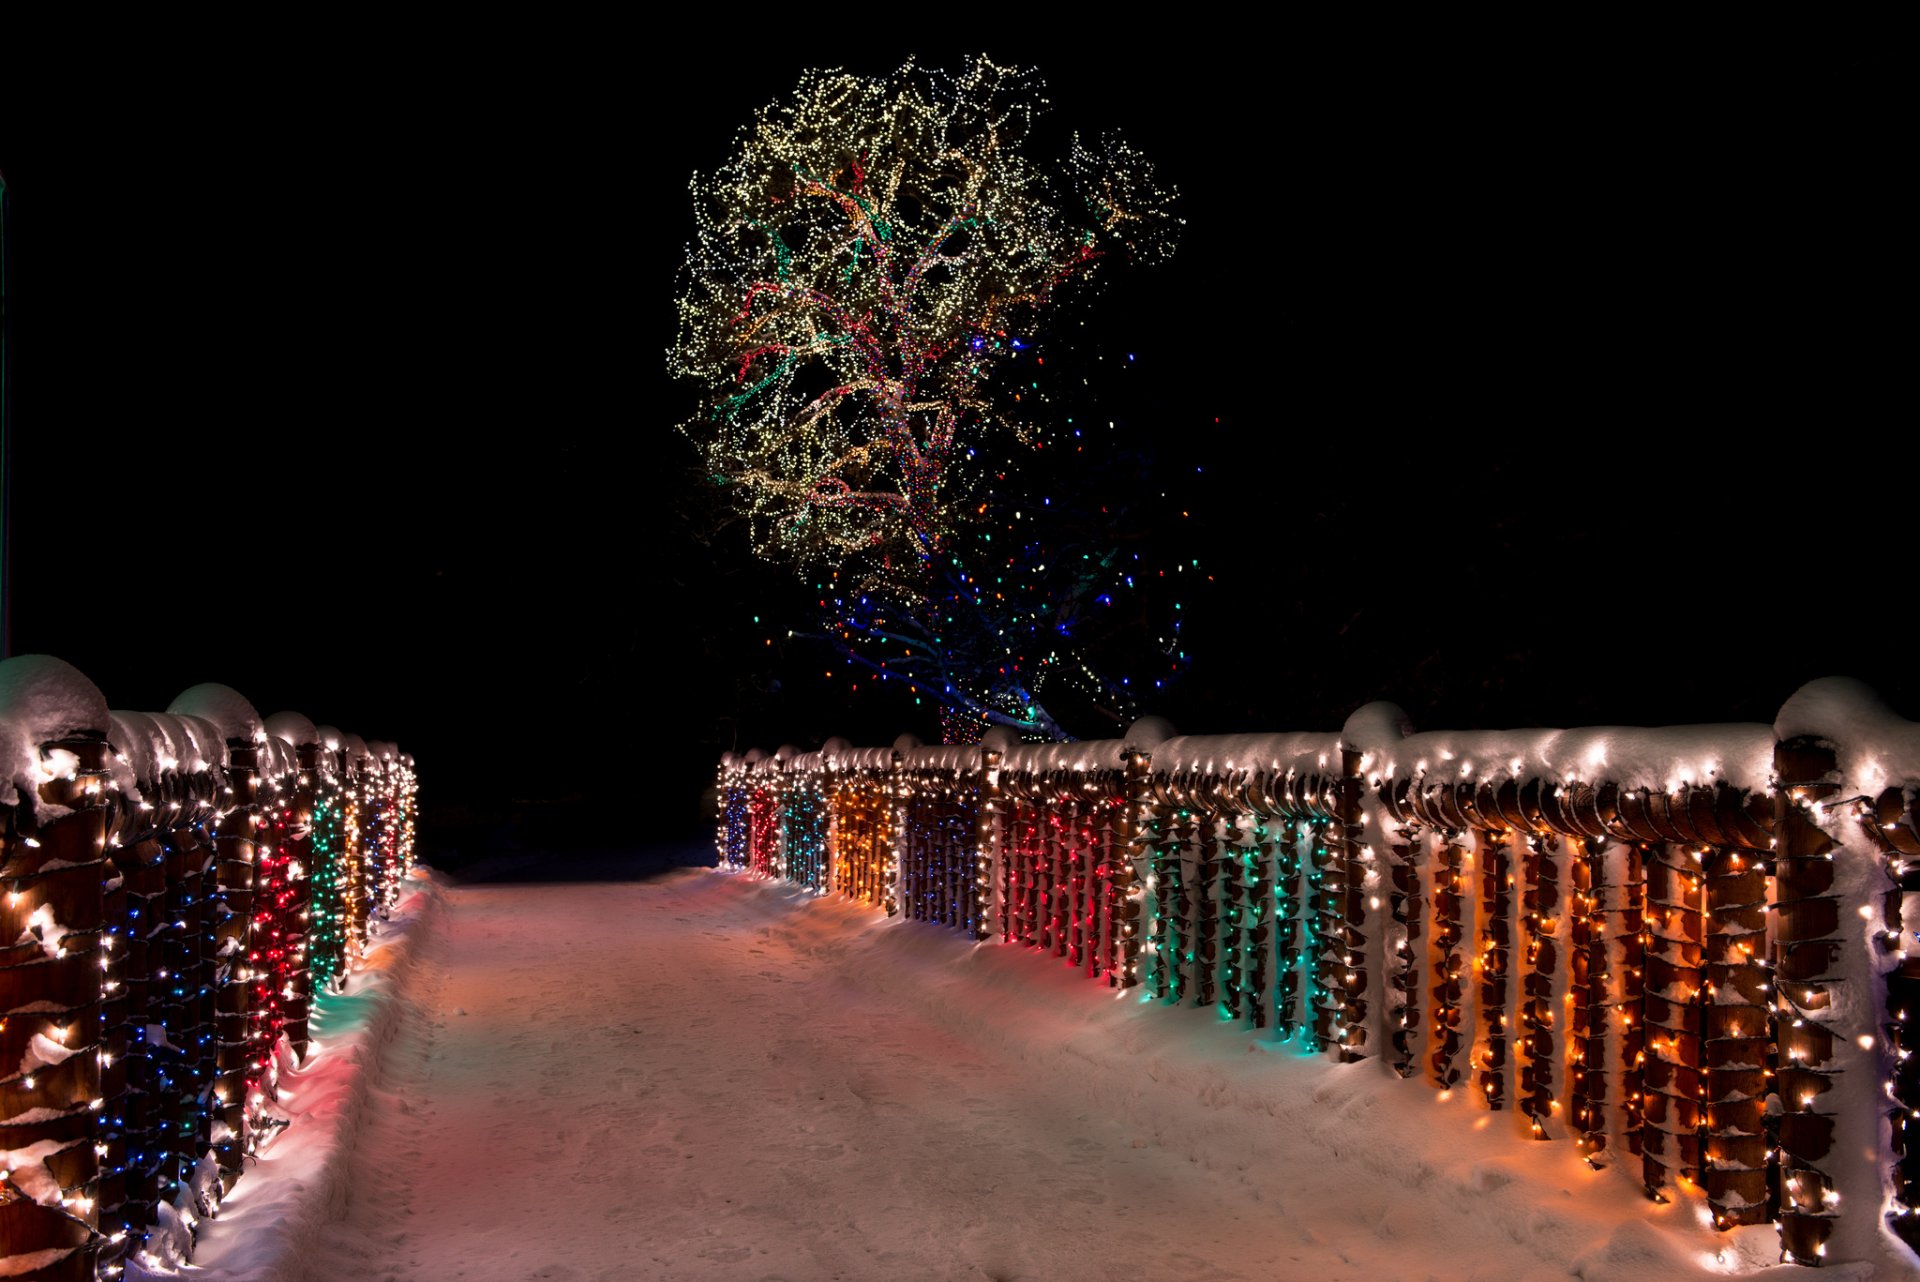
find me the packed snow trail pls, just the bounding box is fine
[204,852,1848,1282]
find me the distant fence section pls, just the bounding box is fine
[0,656,418,1282]
[716,679,1920,1270]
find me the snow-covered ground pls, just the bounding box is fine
[162,852,1893,1282]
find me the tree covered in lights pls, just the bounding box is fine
[673,55,1182,739]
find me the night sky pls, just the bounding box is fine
[5,41,1905,836]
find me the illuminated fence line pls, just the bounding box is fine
[716,681,1920,1270]
[0,657,419,1282]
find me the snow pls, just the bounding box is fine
[131,869,439,1282]
[14,1032,78,1077]
[1365,723,1776,794]
[264,711,319,748]
[259,734,292,779]
[1777,675,1920,795]
[16,904,71,960]
[0,1247,73,1277]
[108,709,165,797]
[132,851,1907,1281]
[0,654,110,808]
[165,713,227,774]
[0,1137,80,1206]
[167,683,264,746]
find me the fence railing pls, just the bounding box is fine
[0,656,418,1282]
[716,680,1920,1270]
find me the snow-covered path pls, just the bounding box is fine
[227,857,1838,1282]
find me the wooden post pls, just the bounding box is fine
[207,734,258,1188]
[1518,827,1561,1138]
[1115,748,1149,990]
[1773,738,1842,1264]
[1568,834,1610,1165]
[1381,785,1424,1079]
[0,718,112,1281]
[1476,823,1513,1109]
[1702,834,1772,1228]
[1430,825,1469,1087]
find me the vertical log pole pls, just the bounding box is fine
[1053,791,1073,960]
[1640,839,1704,1200]
[280,742,316,1060]
[1115,749,1148,990]
[1385,809,1424,1079]
[976,748,1000,942]
[107,747,168,1260]
[1275,810,1305,1043]
[1773,739,1842,1264]
[1192,788,1220,1009]
[1569,835,1610,1165]
[1430,826,1468,1087]
[1168,790,1195,1005]
[1476,825,1512,1109]
[1874,788,1920,1251]
[209,738,257,1188]
[1220,796,1246,1021]
[1703,836,1773,1228]
[884,755,902,918]
[0,728,111,1280]
[1619,841,1649,1167]
[1519,830,1561,1137]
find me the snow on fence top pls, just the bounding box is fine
[716,677,1920,1273]
[167,682,265,747]
[1780,675,1920,796]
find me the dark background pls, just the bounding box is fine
[4,39,1906,854]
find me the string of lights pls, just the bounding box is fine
[674,56,1183,740]
[0,659,417,1280]
[711,708,1916,1270]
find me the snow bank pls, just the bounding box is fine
[723,874,1890,1281]
[129,868,442,1282]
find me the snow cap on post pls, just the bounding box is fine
[1342,701,1415,754]
[172,715,229,772]
[1777,676,1893,746]
[341,733,370,765]
[313,725,345,752]
[144,714,193,773]
[168,683,264,748]
[264,710,319,747]
[108,709,164,789]
[0,655,112,806]
[1777,676,1920,793]
[1122,715,1177,757]
[819,737,853,765]
[774,744,799,763]
[979,725,1021,755]
[892,733,922,758]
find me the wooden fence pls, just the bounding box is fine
[716,680,1920,1270]
[0,656,418,1282]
